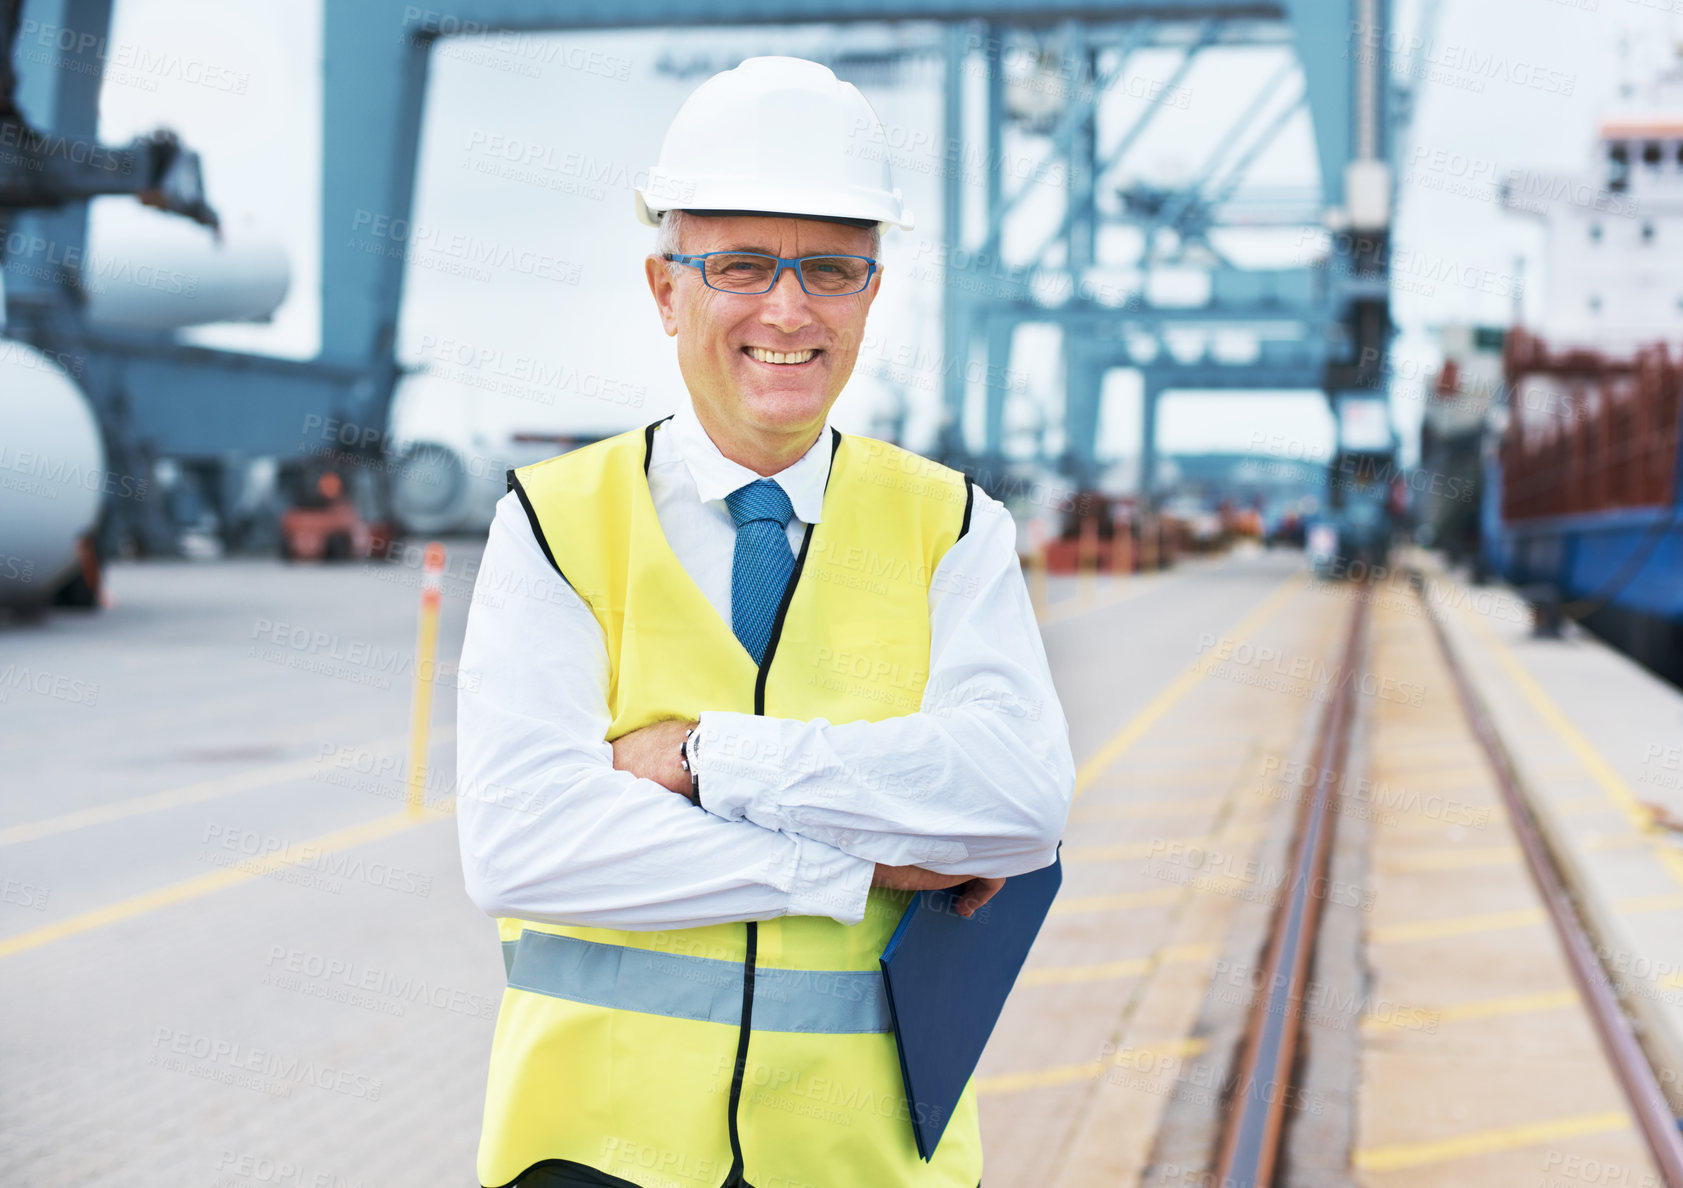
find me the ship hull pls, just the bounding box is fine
[1483,456,1683,682]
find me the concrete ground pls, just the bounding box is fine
[1416,550,1683,1109]
[1351,581,1660,1188]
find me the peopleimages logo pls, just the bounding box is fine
[151,1027,382,1100]
[0,664,99,706]
[0,445,147,500]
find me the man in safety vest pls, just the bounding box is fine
[457,56,1075,1188]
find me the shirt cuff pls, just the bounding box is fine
[693,710,775,825]
[783,835,874,925]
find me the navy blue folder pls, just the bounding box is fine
[877,852,1063,1160]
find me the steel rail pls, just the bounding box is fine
[1413,569,1683,1187]
[1211,589,1370,1187]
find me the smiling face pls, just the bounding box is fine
[645,212,882,475]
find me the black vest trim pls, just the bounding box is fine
[752,521,814,717]
[751,428,839,715]
[508,470,568,587]
[643,414,676,476]
[958,477,976,540]
[720,920,759,1188]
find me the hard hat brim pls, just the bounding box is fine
[637,194,915,233]
[681,208,881,229]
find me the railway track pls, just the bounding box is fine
[1206,573,1683,1187]
[1211,585,1370,1186]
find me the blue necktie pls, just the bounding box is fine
[724,478,797,666]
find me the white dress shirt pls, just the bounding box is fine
[455,398,1075,931]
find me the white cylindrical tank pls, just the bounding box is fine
[0,338,108,608]
[391,441,471,535]
[80,210,290,331]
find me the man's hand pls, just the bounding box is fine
[611,725,1006,915]
[873,863,1006,919]
[610,718,698,800]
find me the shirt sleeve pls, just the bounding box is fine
[693,490,1075,877]
[454,492,875,931]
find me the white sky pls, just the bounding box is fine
[83,0,1683,470]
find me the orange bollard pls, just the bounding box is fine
[407,542,445,820]
[1077,514,1099,605]
[1027,519,1048,620]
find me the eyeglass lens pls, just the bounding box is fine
[701,253,870,295]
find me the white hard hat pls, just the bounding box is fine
[635,55,915,232]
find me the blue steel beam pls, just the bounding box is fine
[1018,18,1218,286]
[403,1,1288,32]
[1147,59,1298,238]
[980,21,1156,255]
[1025,19,1217,273]
[75,333,373,456]
[320,7,433,372]
[1282,0,1363,212]
[1063,20,1097,276]
[1203,91,1309,210]
[1187,59,1296,198]
[938,22,967,458]
[4,0,109,312]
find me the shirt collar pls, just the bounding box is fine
[667,398,833,525]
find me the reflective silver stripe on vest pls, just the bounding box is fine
[501,939,518,979]
[506,930,892,1035]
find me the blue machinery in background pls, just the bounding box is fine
[2,0,1398,549]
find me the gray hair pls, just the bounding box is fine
[654,209,882,274]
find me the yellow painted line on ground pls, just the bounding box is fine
[1369,908,1547,945]
[1372,746,1487,764]
[1049,888,1183,915]
[0,727,454,848]
[978,1037,1207,1095]
[1361,990,1578,1033]
[1357,768,1495,793]
[1067,796,1228,822]
[1453,591,1659,841]
[1369,722,1470,735]
[1063,824,1271,865]
[1615,892,1683,915]
[1374,728,1478,742]
[1366,760,1489,783]
[1374,804,1507,830]
[1376,814,1510,841]
[0,808,446,960]
[1353,1111,1631,1173]
[1655,847,1683,890]
[1073,572,1306,799]
[1019,944,1216,987]
[1582,834,1649,853]
[1378,845,1521,874]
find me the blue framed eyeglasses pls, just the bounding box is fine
[663,251,878,296]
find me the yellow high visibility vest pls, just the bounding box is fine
[480,416,985,1188]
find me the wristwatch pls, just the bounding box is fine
[679,726,703,807]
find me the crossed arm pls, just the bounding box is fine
[454,490,1074,932]
[608,717,1008,918]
